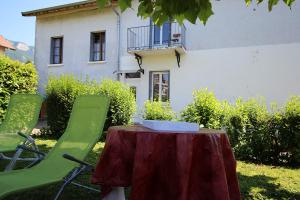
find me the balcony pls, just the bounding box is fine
[127,22,186,56]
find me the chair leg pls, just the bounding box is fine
[0,153,4,160]
[54,180,70,200]
[53,165,101,200]
[4,138,42,171]
[4,148,23,171]
[53,168,83,200]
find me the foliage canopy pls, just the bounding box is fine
[97,0,295,25]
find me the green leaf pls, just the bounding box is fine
[175,14,185,25]
[118,0,132,12]
[184,9,198,24]
[245,0,252,6]
[268,0,279,11]
[198,1,213,25]
[95,0,296,26]
[96,0,110,9]
[283,0,295,7]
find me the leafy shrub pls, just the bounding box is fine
[181,87,300,166]
[0,56,38,121]
[46,75,88,137]
[225,97,300,165]
[143,100,175,120]
[181,88,222,129]
[224,98,270,162]
[45,75,136,139]
[278,96,300,165]
[98,79,136,132]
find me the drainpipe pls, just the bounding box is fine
[112,7,121,81]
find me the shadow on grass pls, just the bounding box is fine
[238,173,300,200]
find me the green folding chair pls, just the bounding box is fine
[0,95,109,200]
[0,94,43,171]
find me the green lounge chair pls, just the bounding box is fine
[0,95,109,200]
[0,94,43,170]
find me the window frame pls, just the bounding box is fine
[90,31,106,62]
[50,36,63,64]
[149,71,170,102]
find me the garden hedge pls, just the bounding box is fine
[0,56,38,121]
[45,75,136,139]
[181,88,300,166]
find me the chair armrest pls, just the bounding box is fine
[17,145,46,157]
[18,132,35,143]
[63,154,94,171]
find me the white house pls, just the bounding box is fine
[23,0,300,112]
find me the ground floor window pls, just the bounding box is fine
[149,71,170,102]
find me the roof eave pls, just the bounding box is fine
[22,0,117,17]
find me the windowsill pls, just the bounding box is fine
[48,64,64,67]
[88,61,107,64]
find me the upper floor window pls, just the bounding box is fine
[153,22,171,46]
[90,32,106,61]
[50,37,63,64]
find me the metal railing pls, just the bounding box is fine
[127,22,186,52]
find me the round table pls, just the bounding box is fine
[92,125,241,200]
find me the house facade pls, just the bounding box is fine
[23,0,300,112]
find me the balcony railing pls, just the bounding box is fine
[127,22,186,52]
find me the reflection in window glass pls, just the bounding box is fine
[50,37,63,64]
[153,74,160,101]
[161,73,169,102]
[90,32,106,61]
[151,72,170,102]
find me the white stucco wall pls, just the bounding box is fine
[185,0,300,50]
[35,8,118,94]
[121,42,300,113]
[33,0,300,114]
[119,0,300,113]
[119,0,300,53]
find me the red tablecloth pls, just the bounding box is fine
[92,126,241,200]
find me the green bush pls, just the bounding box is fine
[224,98,271,163]
[45,75,136,139]
[46,75,89,137]
[181,88,222,129]
[180,87,300,166]
[99,79,136,132]
[224,97,300,165]
[0,56,38,121]
[278,96,300,165]
[143,100,175,120]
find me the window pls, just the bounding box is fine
[150,71,170,102]
[90,32,106,61]
[50,37,63,64]
[153,21,171,45]
[125,72,141,79]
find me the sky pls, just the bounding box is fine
[0,0,84,46]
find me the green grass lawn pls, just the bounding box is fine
[1,139,299,200]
